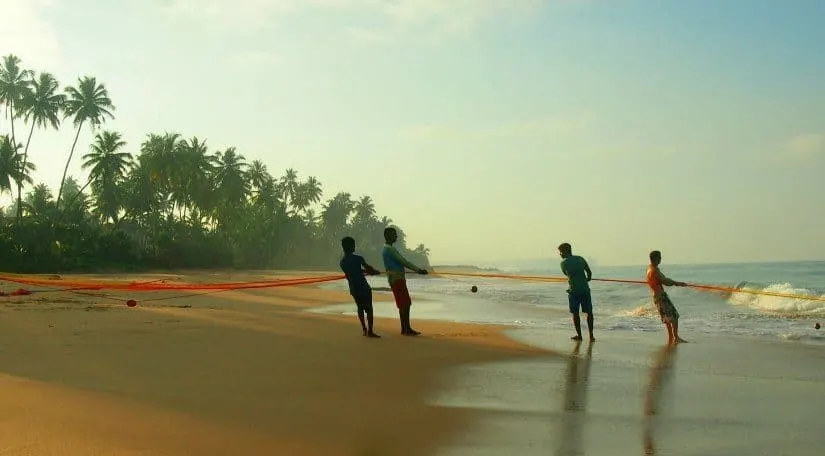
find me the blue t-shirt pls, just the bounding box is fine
[560,255,591,293]
[340,253,371,295]
[382,244,419,284]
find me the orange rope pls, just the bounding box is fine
[2,270,823,304]
[434,272,825,303]
[0,273,346,292]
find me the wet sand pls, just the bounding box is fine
[429,329,825,456]
[312,292,825,455]
[0,270,546,455]
[3,270,823,455]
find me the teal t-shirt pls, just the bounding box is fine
[560,255,590,293]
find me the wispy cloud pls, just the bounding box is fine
[783,133,824,160]
[0,0,61,68]
[160,0,546,36]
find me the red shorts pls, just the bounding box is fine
[390,279,412,309]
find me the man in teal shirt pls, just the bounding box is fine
[382,227,428,336]
[559,242,594,341]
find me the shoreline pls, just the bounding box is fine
[309,278,825,455]
[0,270,551,456]
[3,270,823,455]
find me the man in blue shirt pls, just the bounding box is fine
[340,236,382,338]
[381,227,428,336]
[559,242,595,342]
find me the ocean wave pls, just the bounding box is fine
[779,332,825,343]
[615,304,657,318]
[727,282,825,315]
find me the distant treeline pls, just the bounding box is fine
[0,54,430,273]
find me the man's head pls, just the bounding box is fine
[383,227,397,244]
[341,236,356,253]
[558,242,572,258]
[649,250,662,266]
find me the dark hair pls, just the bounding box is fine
[383,227,396,242]
[558,242,572,255]
[649,250,661,262]
[341,236,356,253]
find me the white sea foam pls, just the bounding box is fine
[727,282,825,315]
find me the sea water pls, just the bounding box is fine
[321,260,825,346]
[316,261,825,454]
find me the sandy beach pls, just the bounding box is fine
[0,270,547,456]
[3,270,824,455]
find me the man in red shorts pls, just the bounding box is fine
[381,227,428,336]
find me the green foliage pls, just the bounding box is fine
[0,54,430,273]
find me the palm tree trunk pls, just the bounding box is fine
[9,101,16,148]
[56,120,84,209]
[69,177,94,212]
[16,121,36,221]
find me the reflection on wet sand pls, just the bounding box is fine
[555,341,593,456]
[643,345,679,455]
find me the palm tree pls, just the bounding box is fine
[139,132,185,218]
[350,195,377,241]
[413,244,430,257]
[321,192,354,238]
[23,183,55,218]
[0,135,34,196]
[279,168,299,213]
[292,176,323,215]
[57,76,115,208]
[248,160,270,195]
[82,131,131,224]
[252,174,283,214]
[60,176,90,224]
[0,136,19,195]
[352,195,376,224]
[120,158,160,226]
[16,72,64,219]
[174,136,214,221]
[212,147,249,228]
[0,54,32,146]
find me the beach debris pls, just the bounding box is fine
[126,299,138,307]
[816,323,821,330]
[0,288,32,296]
[471,285,478,293]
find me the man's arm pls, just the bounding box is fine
[657,269,686,287]
[584,260,593,282]
[389,246,427,274]
[560,261,569,277]
[361,257,381,276]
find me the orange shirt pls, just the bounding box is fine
[646,265,665,295]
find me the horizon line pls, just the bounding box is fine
[432,258,825,270]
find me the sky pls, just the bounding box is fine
[1,0,824,267]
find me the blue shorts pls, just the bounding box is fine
[351,290,373,312]
[567,290,593,314]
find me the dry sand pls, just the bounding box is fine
[0,270,548,456]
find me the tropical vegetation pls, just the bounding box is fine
[0,54,430,273]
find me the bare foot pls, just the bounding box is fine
[675,337,688,344]
[571,335,583,341]
[589,336,596,342]
[367,332,381,338]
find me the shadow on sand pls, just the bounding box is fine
[555,340,593,456]
[643,344,679,455]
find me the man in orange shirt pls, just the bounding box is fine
[646,250,688,344]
